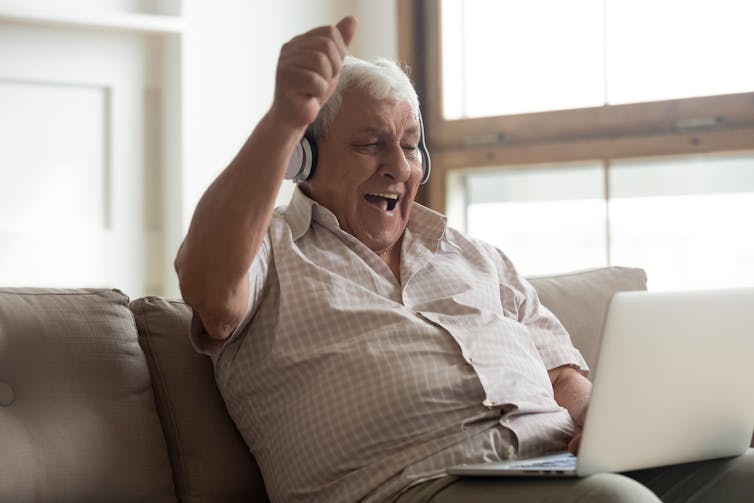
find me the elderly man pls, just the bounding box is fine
[175,16,753,503]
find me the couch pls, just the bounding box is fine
[1,266,652,502]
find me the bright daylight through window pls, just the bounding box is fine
[461,154,754,291]
[437,0,754,290]
[441,0,754,118]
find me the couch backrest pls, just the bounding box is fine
[130,297,269,503]
[528,266,648,372]
[0,288,176,502]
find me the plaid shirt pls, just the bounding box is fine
[194,187,588,502]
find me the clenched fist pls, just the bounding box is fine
[272,16,358,132]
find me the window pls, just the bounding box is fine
[440,0,754,119]
[451,153,754,290]
[609,153,754,290]
[399,0,754,290]
[441,0,605,118]
[459,164,607,274]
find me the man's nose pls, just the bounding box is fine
[379,143,412,182]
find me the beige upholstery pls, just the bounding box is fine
[0,288,175,502]
[528,266,648,372]
[131,296,268,502]
[0,267,656,501]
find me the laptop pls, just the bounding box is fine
[448,287,754,477]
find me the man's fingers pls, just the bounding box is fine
[277,63,330,101]
[568,431,582,455]
[272,16,358,129]
[336,16,358,48]
[295,17,355,58]
[282,36,343,82]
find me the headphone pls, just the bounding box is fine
[284,112,431,184]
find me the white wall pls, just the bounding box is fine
[0,0,397,297]
[175,0,398,297]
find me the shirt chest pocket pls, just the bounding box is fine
[410,257,505,318]
[278,240,388,299]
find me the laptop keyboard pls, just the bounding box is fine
[515,455,577,469]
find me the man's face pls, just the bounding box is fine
[303,87,424,254]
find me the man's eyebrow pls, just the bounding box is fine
[354,127,386,137]
[404,125,420,137]
[353,126,420,138]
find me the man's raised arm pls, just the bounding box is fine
[174,16,357,341]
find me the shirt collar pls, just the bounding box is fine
[283,186,318,241]
[405,199,448,244]
[283,185,447,244]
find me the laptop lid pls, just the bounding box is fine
[447,288,754,478]
[577,288,754,475]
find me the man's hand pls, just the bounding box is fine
[272,16,358,132]
[567,405,587,455]
[548,365,591,455]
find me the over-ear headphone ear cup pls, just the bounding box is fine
[420,149,431,185]
[284,133,318,182]
[417,113,431,185]
[301,134,318,181]
[284,142,304,181]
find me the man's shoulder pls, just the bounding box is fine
[442,224,498,255]
[438,225,523,279]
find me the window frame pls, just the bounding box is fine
[398,0,754,213]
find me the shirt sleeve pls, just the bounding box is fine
[189,232,272,356]
[494,248,589,374]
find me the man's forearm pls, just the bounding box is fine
[548,365,592,425]
[175,111,304,340]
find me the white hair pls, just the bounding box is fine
[307,56,420,140]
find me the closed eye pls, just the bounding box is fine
[402,145,419,158]
[353,142,380,153]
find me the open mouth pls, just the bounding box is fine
[364,192,399,212]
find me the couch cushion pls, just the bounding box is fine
[0,288,175,502]
[130,297,268,502]
[528,266,648,373]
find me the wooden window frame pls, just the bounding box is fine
[398,0,754,214]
